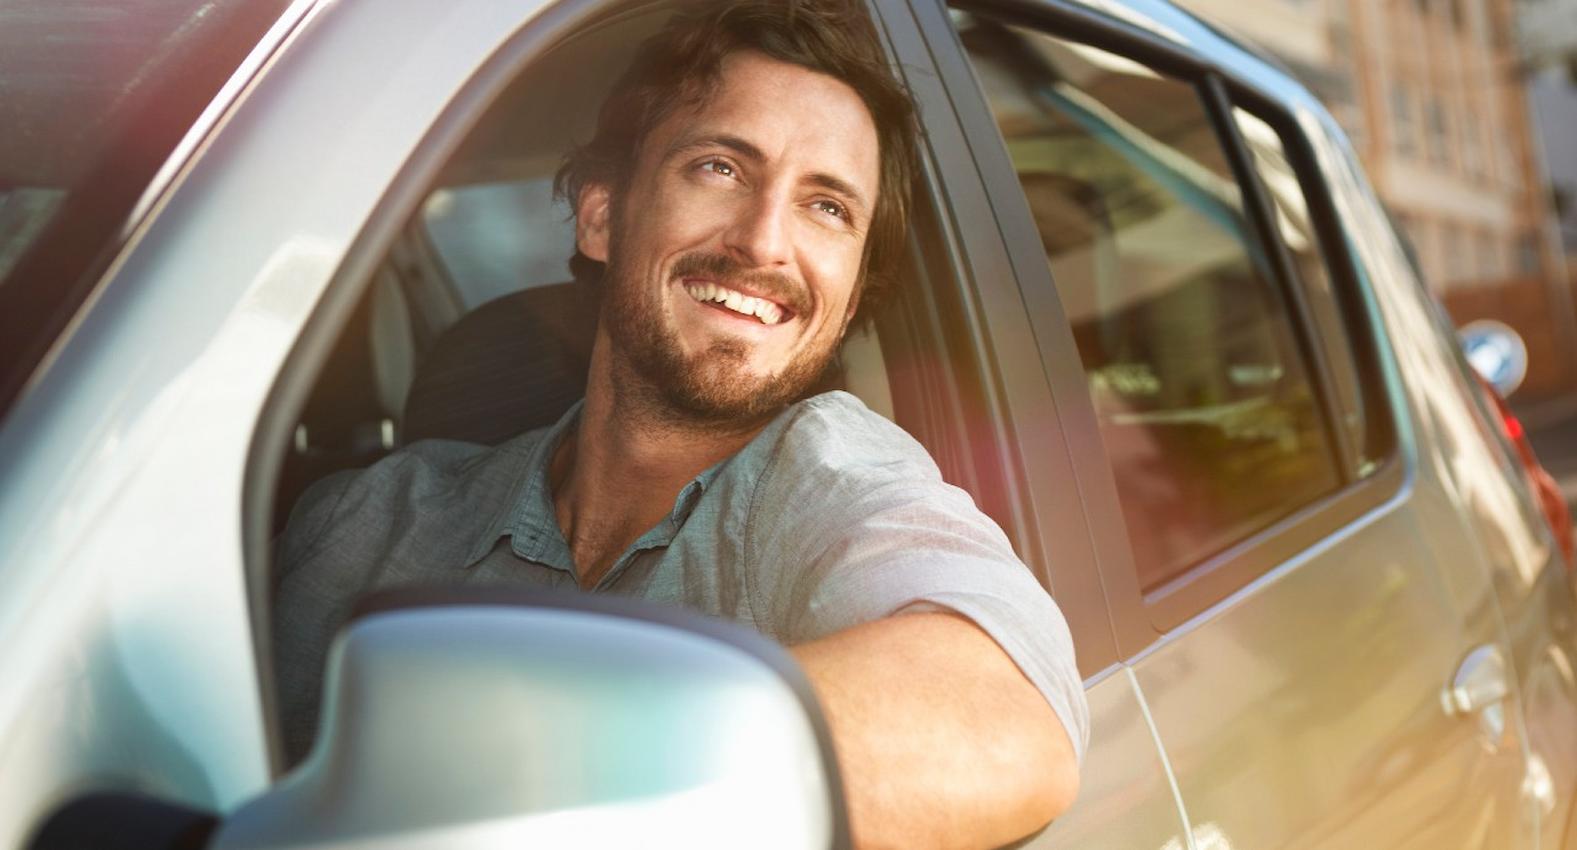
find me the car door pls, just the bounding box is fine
[914,0,1536,847]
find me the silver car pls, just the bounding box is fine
[4,0,1576,847]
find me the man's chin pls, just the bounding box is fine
[607,300,833,425]
[662,367,802,424]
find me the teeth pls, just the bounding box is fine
[683,282,786,325]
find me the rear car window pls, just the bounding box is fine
[953,15,1343,593]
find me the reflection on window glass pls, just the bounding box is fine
[1233,107,1386,477]
[954,14,1341,592]
[0,0,281,288]
[0,189,64,281]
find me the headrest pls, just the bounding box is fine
[401,283,597,445]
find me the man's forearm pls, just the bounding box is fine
[791,612,1079,850]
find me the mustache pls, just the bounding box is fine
[669,252,809,317]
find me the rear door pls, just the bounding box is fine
[872,3,1194,847]
[916,0,1534,847]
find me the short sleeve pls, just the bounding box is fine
[745,394,1090,764]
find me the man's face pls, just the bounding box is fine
[576,50,882,423]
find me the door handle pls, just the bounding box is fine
[1442,644,1510,728]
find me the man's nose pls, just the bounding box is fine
[722,190,792,268]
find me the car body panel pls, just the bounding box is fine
[1132,495,1532,849]
[1310,103,1577,850]
[1025,668,1192,848]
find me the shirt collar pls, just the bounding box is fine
[462,400,730,570]
[462,400,583,569]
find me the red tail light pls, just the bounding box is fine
[1479,378,1576,569]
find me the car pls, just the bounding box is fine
[4,0,1577,847]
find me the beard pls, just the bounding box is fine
[599,248,844,426]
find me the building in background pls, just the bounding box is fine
[1520,0,1577,261]
[1177,0,1577,406]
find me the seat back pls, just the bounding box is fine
[401,282,596,445]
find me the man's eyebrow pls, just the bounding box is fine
[668,133,767,164]
[668,133,870,220]
[804,172,868,219]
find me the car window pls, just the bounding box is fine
[0,0,291,415]
[952,13,1343,593]
[1232,106,1390,477]
[421,177,576,308]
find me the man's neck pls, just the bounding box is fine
[551,348,773,589]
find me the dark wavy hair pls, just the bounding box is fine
[554,0,919,327]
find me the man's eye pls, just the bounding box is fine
[812,199,850,222]
[699,159,737,178]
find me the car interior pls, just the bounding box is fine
[270,2,899,534]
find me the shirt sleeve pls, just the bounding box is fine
[271,468,368,762]
[745,396,1091,764]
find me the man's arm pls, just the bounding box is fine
[792,611,1080,850]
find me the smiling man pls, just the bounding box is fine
[274,2,1087,847]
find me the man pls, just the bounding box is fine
[274,1,1088,847]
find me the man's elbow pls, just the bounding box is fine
[1010,719,1081,833]
[1038,745,1081,825]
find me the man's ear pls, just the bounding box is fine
[575,182,614,263]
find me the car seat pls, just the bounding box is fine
[400,282,598,445]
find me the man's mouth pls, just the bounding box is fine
[683,282,790,326]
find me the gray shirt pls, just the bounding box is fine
[274,390,1088,764]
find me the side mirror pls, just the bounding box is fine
[1460,319,1529,398]
[215,590,850,849]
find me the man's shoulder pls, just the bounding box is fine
[327,431,541,506]
[276,429,548,569]
[766,390,940,481]
[737,391,951,526]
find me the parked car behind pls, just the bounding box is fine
[4,0,1577,848]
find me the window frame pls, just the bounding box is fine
[923,0,1403,653]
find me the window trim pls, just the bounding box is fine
[1228,80,1398,480]
[1200,74,1359,476]
[931,0,1405,651]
